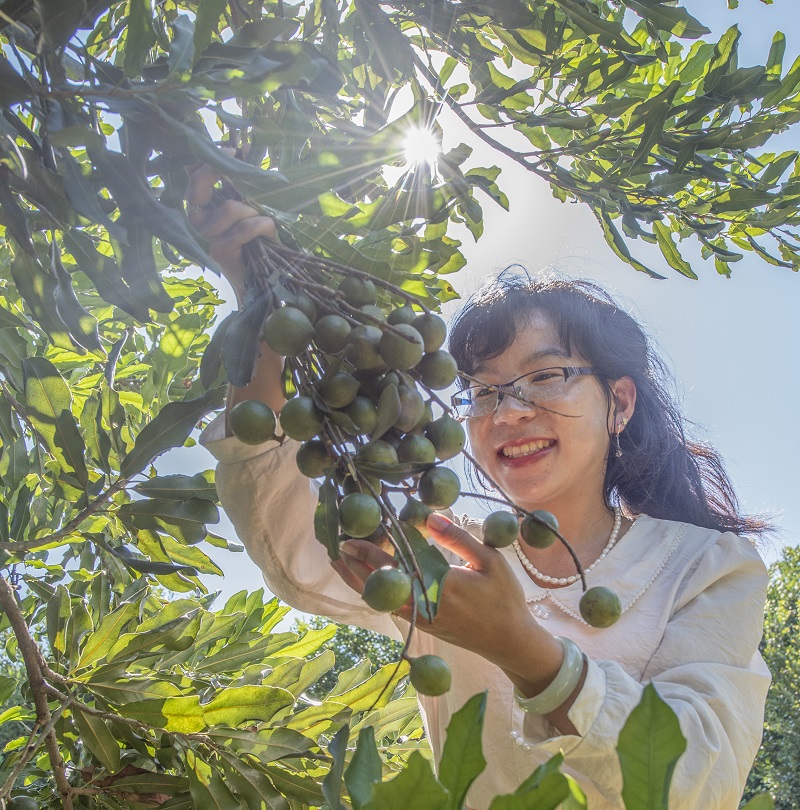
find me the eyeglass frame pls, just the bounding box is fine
[450,366,595,420]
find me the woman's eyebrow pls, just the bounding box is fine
[473,347,571,378]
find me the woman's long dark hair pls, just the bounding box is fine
[448,273,769,537]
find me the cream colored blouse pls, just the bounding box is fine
[201,415,770,810]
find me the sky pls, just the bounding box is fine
[164,1,800,605]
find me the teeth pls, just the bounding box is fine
[502,440,554,458]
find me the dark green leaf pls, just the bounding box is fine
[221,299,270,388]
[439,692,488,810]
[624,2,709,39]
[322,723,349,810]
[593,208,664,279]
[133,472,217,502]
[362,751,449,810]
[169,15,195,76]
[355,0,414,80]
[51,242,103,352]
[124,0,157,77]
[22,356,89,486]
[396,521,450,622]
[73,709,122,773]
[10,252,74,349]
[345,726,383,810]
[34,0,86,52]
[617,684,687,810]
[61,229,151,322]
[314,476,340,560]
[0,54,36,105]
[652,222,697,279]
[63,156,127,243]
[0,171,35,254]
[370,383,401,442]
[119,387,225,478]
[193,0,228,58]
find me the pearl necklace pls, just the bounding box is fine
[513,507,623,587]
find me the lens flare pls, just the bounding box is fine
[402,126,441,168]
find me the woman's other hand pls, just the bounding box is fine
[185,155,277,302]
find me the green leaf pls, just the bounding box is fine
[766,32,786,78]
[219,751,289,810]
[22,357,89,486]
[50,242,103,353]
[355,0,414,80]
[702,26,741,94]
[741,795,775,810]
[270,623,338,659]
[72,709,121,773]
[314,476,340,560]
[113,772,191,795]
[593,208,663,279]
[120,695,205,733]
[10,252,74,350]
[0,54,36,105]
[362,751,449,810]
[439,692,487,810]
[624,2,710,39]
[133,472,217,501]
[193,0,228,58]
[33,0,86,52]
[125,0,157,77]
[120,387,224,478]
[617,684,687,810]
[396,522,450,622]
[322,723,349,810]
[345,726,383,810]
[263,765,325,807]
[202,685,295,727]
[490,753,586,809]
[652,222,697,279]
[76,602,140,670]
[169,15,195,76]
[335,660,410,714]
[0,675,17,704]
[371,383,402,442]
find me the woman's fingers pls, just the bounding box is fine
[339,539,396,571]
[426,513,493,571]
[330,558,366,595]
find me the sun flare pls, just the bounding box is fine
[402,126,441,168]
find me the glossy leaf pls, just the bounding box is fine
[345,726,383,810]
[120,387,225,478]
[439,692,488,810]
[617,684,687,810]
[362,751,449,810]
[314,475,340,560]
[22,357,89,486]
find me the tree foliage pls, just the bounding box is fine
[744,546,800,809]
[0,0,796,806]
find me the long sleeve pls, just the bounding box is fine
[200,414,402,640]
[519,530,770,809]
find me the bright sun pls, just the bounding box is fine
[402,126,441,168]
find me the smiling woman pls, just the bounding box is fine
[196,168,772,808]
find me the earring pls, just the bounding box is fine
[614,417,628,458]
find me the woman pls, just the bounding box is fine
[191,167,770,809]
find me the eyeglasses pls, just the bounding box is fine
[451,366,594,419]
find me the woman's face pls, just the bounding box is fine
[465,312,634,516]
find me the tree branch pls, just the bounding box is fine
[0,574,75,809]
[0,477,129,554]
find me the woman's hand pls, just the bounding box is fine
[331,513,565,692]
[185,155,276,301]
